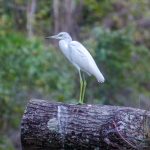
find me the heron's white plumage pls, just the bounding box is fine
[59,40,71,61]
[69,41,105,83]
[49,32,105,83]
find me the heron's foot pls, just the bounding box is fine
[77,101,84,105]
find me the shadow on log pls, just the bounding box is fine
[21,99,150,150]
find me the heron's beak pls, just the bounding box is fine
[45,35,57,39]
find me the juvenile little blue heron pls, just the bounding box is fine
[46,32,105,104]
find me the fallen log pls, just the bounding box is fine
[21,99,150,150]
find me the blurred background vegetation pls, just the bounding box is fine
[0,0,150,149]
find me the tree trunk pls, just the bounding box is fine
[52,0,59,34]
[21,99,150,150]
[52,0,81,39]
[26,0,36,38]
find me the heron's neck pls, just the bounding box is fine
[64,37,72,43]
[59,36,72,51]
[59,40,71,61]
[59,40,69,49]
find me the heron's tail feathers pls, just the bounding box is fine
[94,70,105,83]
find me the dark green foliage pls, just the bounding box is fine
[95,28,133,90]
[88,27,150,104]
[82,0,113,25]
[0,31,75,135]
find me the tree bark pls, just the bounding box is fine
[52,0,81,39]
[21,99,150,150]
[26,0,36,38]
[52,0,75,34]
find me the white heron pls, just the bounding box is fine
[46,32,105,104]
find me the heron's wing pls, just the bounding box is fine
[69,41,105,83]
[69,41,97,75]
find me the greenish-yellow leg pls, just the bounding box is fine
[81,74,87,104]
[79,70,83,104]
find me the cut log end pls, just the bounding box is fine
[21,99,150,150]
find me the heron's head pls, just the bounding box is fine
[46,32,72,42]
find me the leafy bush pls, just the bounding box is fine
[86,27,150,104]
[0,136,15,150]
[0,31,76,133]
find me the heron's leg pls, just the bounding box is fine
[81,74,87,103]
[79,70,83,104]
